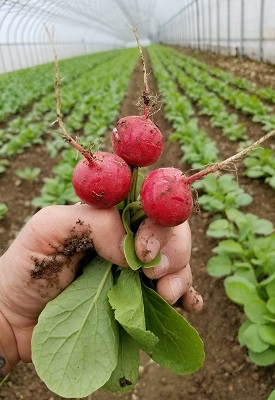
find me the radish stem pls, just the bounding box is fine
[46,27,94,163]
[186,130,275,185]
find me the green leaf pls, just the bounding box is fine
[244,297,269,324]
[213,240,244,257]
[252,218,274,236]
[234,265,257,284]
[32,257,119,398]
[267,390,275,400]
[108,268,158,354]
[224,276,256,305]
[267,277,275,298]
[246,168,264,178]
[267,297,275,314]
[136,172,144,198]
[238,320,252,346]
[206,219,233,238]
[240,323,269,352]
[206,255,232,277]
[142,285,204,374]
[226,208,246,224]
[103,326,139,393]
[248,347,275,366]
[123,232,161,271]
[124,232,142,270]
[235,193,253,207]
[203,174,217,193]
[267,175,275,188]
[259,324,275,346]
[198,195,225,211]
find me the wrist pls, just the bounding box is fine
[0,310,20,380]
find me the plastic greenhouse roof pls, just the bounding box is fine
[0,0,191,47]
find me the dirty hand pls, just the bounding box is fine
[0,203,202,376]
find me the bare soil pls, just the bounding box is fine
[0,48,275,400]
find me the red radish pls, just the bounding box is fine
[112,115,163,167]
[112,27,163,167]
[72,152,132,208]
[140,130,275,227]
[140,168,193,227]
[50,45,132,209]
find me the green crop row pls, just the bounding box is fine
[148,47,220,169]
[166,47,275,133]
[155,47,248,142]
[0,51,124,168]
[174,50,275,104]
[0,50,119,122]
[150,45,275,190]
[148,45,275,367]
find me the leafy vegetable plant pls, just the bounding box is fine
[15,166,41,181]
[192,173,253,213]
[206,208,275,366]
[243,147,275,189]
[0,203,8,220]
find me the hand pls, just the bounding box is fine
[0,203,202,371]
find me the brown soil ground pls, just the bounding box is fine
[0,48,275,400]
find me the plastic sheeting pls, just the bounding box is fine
[0,0,274,73]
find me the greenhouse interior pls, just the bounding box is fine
[0,1,275,400]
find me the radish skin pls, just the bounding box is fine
[72,152,132,208]
[112,115,163,167]
[140,168,193,227]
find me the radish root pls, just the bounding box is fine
[186,129,275,185]
[46,26,94,163]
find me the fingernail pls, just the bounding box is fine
[152,254,169,278]
[146,236,160,260]
[169,278,183,304]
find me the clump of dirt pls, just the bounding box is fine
[62,232,94,256]
[29,231,94,282]
[30,256,64,279]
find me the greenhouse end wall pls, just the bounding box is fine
[159,0,275,64]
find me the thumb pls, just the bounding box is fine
[134,218,173,263]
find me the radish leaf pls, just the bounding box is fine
[32,256,119,398]
[103,326,139,393]
[108,268,159,353]
[142,285,204,374]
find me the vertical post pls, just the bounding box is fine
[240,0,244,59]
[82,39,87,55]
[189,3,193,47]
[201,0,205,50]
[227,0,231,55]
[208,0,212,51]
[259,0,264,60]
[182,1,186,46]
[7,44,15,72]
[187,1,191,47]
[196,0,200,49]
[216,0,220,54]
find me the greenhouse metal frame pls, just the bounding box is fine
[0,0,275,73]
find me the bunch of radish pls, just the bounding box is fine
[54,29,274,232]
